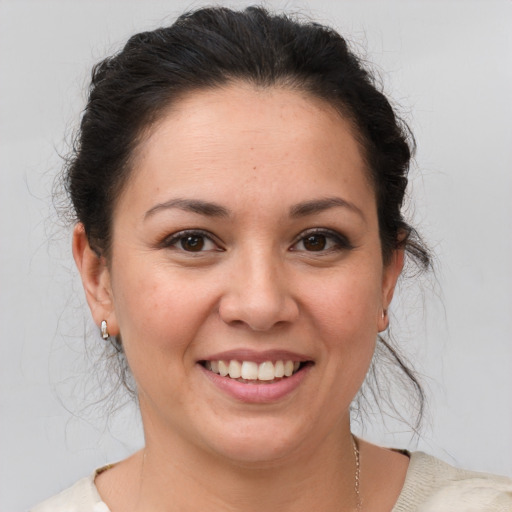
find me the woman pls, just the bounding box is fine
[31,6,512,512]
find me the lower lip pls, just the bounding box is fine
[198,364,312,403]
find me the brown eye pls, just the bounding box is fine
[302,234,327,251]
[291,229,353,254]
[162,230,219,253]
[180,235,205,251]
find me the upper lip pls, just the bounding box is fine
[199,349,312,364]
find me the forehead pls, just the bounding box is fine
[119,84,375,218]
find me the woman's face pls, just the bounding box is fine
[79,84,402,464]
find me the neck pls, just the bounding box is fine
[135,419,359,512]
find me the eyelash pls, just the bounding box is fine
[159,228,353,254]
[159,229,223,253]
[290,228,354,253]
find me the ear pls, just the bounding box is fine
[377,247,405,332]
[72,223,119,337]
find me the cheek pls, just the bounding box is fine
[109,264,219,410]
[304,265,382,336]
[110,261,214,365]
[300,263,382,393]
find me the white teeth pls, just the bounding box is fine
[218,360,229,377]
[258,361,275,381]
[241,361,258,380]
[228,360,242,379]
[205,359,303,381]
[274,360,285,378]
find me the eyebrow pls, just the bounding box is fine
[289,197,365,220]
[144,195,364,221]
[144,198,230,220]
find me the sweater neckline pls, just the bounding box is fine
[89,451,428,511]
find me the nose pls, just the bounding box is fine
[218,250,299,331]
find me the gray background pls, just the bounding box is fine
[1,0,511,510]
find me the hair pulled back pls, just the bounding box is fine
[66,6,431,425]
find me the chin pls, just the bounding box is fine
[200,417,313,467]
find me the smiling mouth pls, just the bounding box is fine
[200,359,311,384]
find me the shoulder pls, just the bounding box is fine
[393,452,512,512]
[30,470,110,512]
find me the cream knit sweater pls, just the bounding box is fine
[31,452,512,512]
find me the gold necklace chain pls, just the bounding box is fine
[137,440,362,511]
[351,435,362,511]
